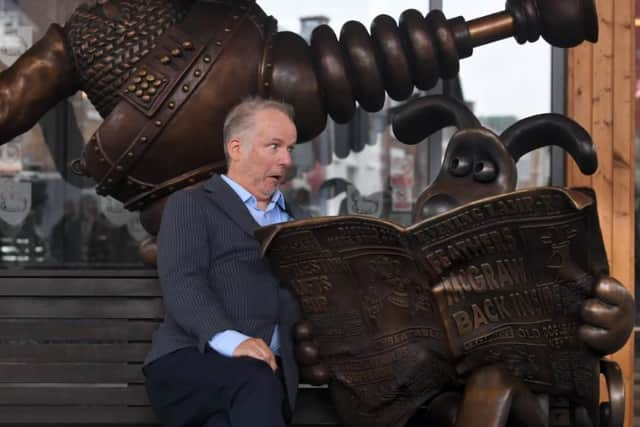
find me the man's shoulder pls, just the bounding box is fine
[162,185,216,218]
[166,184,210,205]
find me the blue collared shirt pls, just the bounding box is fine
[208,174,291,356]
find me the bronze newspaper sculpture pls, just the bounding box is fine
[257,96,634,427]
[0,0,599,234]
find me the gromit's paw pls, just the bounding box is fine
[579,276,634,355]
[293,320,331,385]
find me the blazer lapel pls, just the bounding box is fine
[204,175,259,238]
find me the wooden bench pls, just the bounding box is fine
[0,272,339,426]
[1,272,622,426]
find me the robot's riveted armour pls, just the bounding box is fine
[64,0,191,117]
[75,0,273,217]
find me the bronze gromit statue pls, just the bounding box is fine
[393,95,633,356]
[397,95,632,427]
[0,0,599,235]
[288,95,633,427]
[391,95,598,222]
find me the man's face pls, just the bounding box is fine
[227,108,297,205]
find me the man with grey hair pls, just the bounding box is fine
[222,98,295,162]
[143,97,309,427]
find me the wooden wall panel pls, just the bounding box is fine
[567,44,594,188]
[592,0,614,256]
[566,1,636,426]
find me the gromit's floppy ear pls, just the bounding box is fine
[501,114,597,175]
[391,95,480,145]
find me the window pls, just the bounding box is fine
[261,0,555,226]
[0,0,557,269]
[0,0,148,269]
[443,1,553,189]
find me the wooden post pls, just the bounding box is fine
[566,1,635,425]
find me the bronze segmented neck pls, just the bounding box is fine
[262,0,599,143]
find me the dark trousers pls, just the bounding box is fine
[143,347,289,427]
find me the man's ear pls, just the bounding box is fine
[227,138,242,161]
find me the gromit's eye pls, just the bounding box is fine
[449,156,471,177]
[473,160,497,182]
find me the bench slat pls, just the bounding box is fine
[0,406,158,424]
[0,343,150,362]
[0,407,340,426]
[0,319,159,340]
[0,278,161,297]
[0,385,149,405]
[0,298,163,319]
[0,275,342,425]
[0,363,145,383]
[0,386,341,423]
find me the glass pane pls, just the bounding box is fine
[0,0,555,269]
[0,0,148,269]
[260,0,554,227]
[259,0,433,226]
[444,1,552,190]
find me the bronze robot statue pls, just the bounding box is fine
[0,0,599,236]
[290,95,634,427]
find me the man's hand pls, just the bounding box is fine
[579,276,634,355]
[233,338,278,371]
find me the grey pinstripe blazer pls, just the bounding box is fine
[144,174,309,409]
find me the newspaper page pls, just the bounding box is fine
[409,187,607,408]
[258,187,607,424]
[258,216,452,427]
